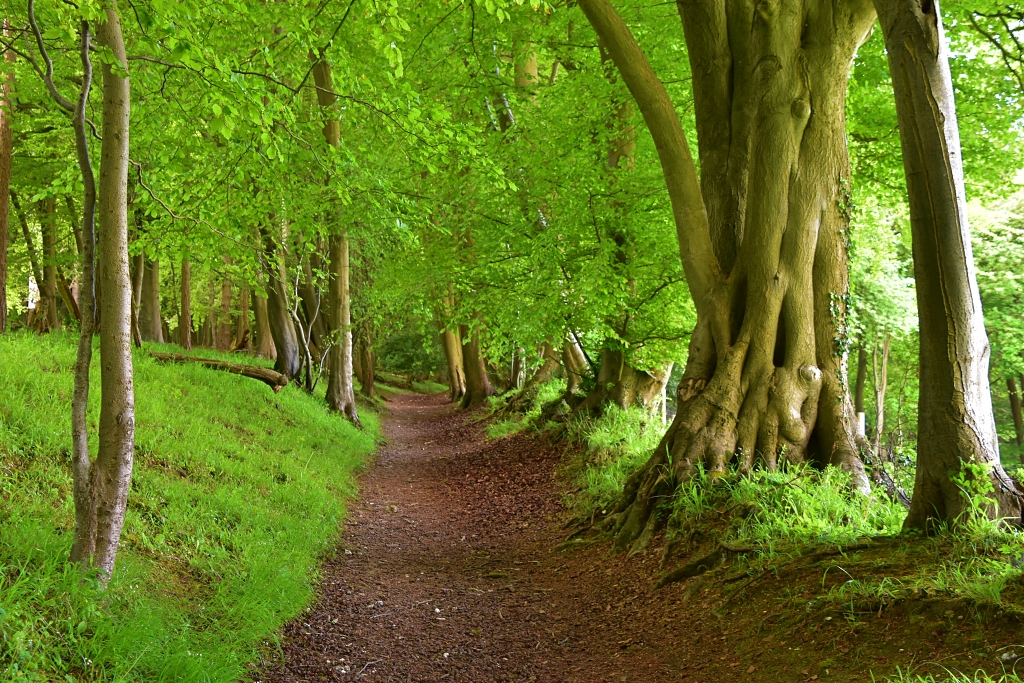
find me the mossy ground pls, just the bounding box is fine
[0,333,379,682]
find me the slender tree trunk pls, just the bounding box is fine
[0,21,12,335]
[460,322,494,409]
[179,256,191,350]
[138,258,162,342]
[357,320,375,397]
[66,196,83,256]
[218,277,232,350]
[129,252,143,346]
[325,233,360,425]
[259,222,300,377]
[235,287,250,350]
[871,335,890,458]
[875,0,1020,528]
[66,20,99,570]
[253,293,276,359]
[40,198,59,331]
[73,5,134,578]
[1007,376,1023,449]
[854,346,868,438]
[11,191,45,328]
[313,57,360,421]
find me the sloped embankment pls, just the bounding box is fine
[0,334,378,681]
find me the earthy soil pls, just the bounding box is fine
[254,391,1024,683]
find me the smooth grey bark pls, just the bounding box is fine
[40,198,59,331]
[179,256,192,350]
[325,233,360,425]
[460,322,494,409]
[259,222,300,377]
[875,0,1021,528]
[871,335,890,457]
[1007,376,1023,449]
[854,346,868,438]
[0,22,12,334]
[314,56,360,423]
[217,276,232,350]
[437,322,466,402]
[138,258,162,342]
[253,292,276,359]
[68,3,136,579]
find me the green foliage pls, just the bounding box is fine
[564,405,668,513]
[669,465,907,551]
[485,378,566,439]
[378,325,445,378]
[0,333,378,681]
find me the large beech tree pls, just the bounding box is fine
[578,0,875,551]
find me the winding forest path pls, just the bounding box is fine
[256,391,695,683]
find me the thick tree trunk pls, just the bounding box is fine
[854,346,868,438]
[871,335,890,458]
[259,223,300,377]
[578,0,874,552]
[69,6,135,578]
[875,0,1020,528]
[138,258,162,342]
[356,320,375,397]
[460,322,494,409]
[40,198,59,331]
[437,322,467,402]
[325,233,360,425]
[253,293,276,359]
[1007,376,1023,449]
[217,277,232,350]
[0,23,12,335]
[574,348,671,414]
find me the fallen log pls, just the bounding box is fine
[149,352,289,392]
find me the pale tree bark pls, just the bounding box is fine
[460,321,494,408]
[313,56,360,424]
[64,5,134,578]
[11,191,47,330]
[253,292,277,359]
[437,322,467,402]
[325,233,360,425]
[1006,376,1022,449]
[563,337,588,393]
[129,251,143,346]
[0,20,12,334]
[578,0,874,552]
[179,256,192,350]
[235,286,250,350]
[875,0,1021,528]
[854,346,868,438]
[40,198,59,331]
[138,258,162,342]
[259,221,300,377]
[871,334,890,458]
[217,276,232,350]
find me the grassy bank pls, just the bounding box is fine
[0,333,379,682]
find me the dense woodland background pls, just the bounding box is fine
[2,0,1024,678]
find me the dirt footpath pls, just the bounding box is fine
[255,392,690,683]
[255,392,1022,683]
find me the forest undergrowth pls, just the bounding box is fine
[486,380,1024,682]
[0,334,379,682]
